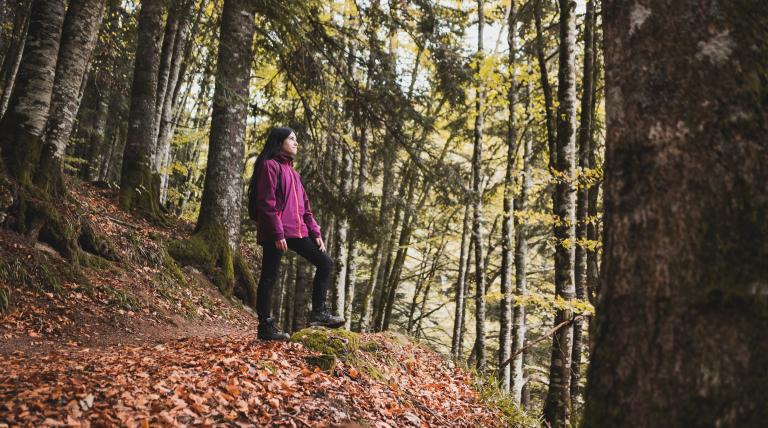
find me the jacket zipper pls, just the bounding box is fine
[292,170,303,238]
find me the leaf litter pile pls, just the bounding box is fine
[1,332,502,427]
[0,180,503,427]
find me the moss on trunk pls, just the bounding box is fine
[168,220,256,307]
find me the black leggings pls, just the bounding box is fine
[256,237,333,321]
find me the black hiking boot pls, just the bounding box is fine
[309,306,345,329]
[258,317,290,341]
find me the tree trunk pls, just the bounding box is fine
[84,87,110,181]
[511,52,534,405]
[533,0,557,170]
[43,0,106,160]
[380,170,419,331]
[156,0,197,203]
[0,0,30,117]
[0,0,65,185]
[451,204,471,360]
[118,0,167,220]
[570,0,595,409]
[543,0,578,426]
[292,258,311,332]
[584,1,768,426]
[471,0,487,373]
[499,0,517,394]
[281,253,296,332]
[331,147,351,317]
[168,0,256,301]
[0,0,115,264]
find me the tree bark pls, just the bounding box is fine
[570,0,595,409]
[331,146,351,317]
[0,0,65,186]
[118,0,167,220]
[451,203,471,360]
[533,0,557,170]
[0,0,30,117]
[43,0,106,159]
[168,0,256,300]
[511,99,532,403]
[584,1,768,426]
[543,0,578,426]
[499,0,518,394]
[471,0,487,373]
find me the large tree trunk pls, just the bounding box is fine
[499,0,518,394]
[543,0,578,426]
[169,0,256,302]
[43,0,106,161]
[584,1,768,426]
[0,0,65,185]
[451,204,471,360]
[118,0,167,220]
[0,0,115,264]
[471,0,487,373]
[570,0,595,409]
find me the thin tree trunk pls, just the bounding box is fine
[281,253,295,332]
[499,0,518,394]
[533,0,557,170]
[570,0,595,409]
[459,236,474,359]
[331,147,351,317]
[511,55,533,405]
[543,0,578,426]
[118,0,167,219]
[0,0,30,117]
[85,87,110,181]
[43,0,106,159]
[584,1,768,425]
[292,257,310,332]
[471,0,487,373]
[451,204,471,360]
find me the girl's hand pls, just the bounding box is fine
[315,237,326,252]
[276,239,288,251]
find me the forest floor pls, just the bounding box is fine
[0,180,506,427]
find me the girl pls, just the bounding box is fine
[247,127,345,341]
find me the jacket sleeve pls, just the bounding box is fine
[257,160,285,241]
[301,180,322,239]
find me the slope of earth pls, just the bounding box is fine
[0,179,504,427]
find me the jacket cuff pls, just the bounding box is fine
[274,232,285,241]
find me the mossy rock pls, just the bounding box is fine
[359,341,382,352]
[290,327,360,357]
[305,354,337,372]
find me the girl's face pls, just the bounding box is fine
[281,132,298,157]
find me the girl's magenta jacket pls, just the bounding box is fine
[253,152,322,243]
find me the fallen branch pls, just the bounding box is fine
[498,313,588,370]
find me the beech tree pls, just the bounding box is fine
[118,0,167,220]
[543,0,578,425]
[584,1,768,426]
[169,0,256,301]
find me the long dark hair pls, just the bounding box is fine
[247,127,294,220]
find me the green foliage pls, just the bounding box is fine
[472,372,539,428]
